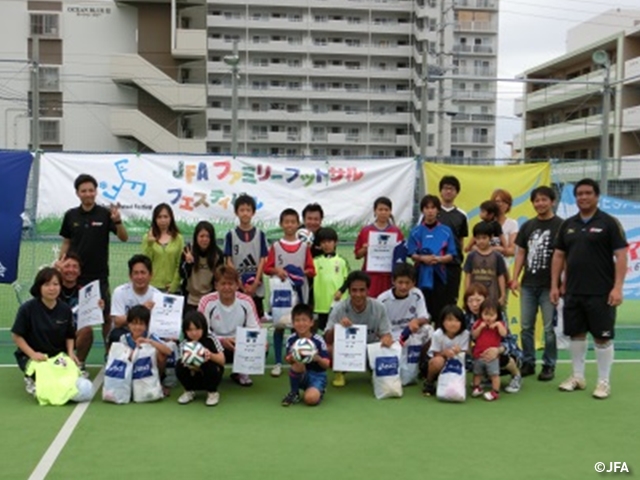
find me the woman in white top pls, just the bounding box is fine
[491,189,518,257]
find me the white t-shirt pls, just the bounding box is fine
[502,217,519,246]
[377,287,429,341]
[198,292,260,338]
[110,283,160,318]
[428,329,469,357]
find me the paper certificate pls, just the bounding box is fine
[333,324,367,372]
[77,280,103,330]
[233,327,267,375]
[366,231,398,273]
[149,292,184,339]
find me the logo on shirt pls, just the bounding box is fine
[589,228,603,233]
[91,221,104,227]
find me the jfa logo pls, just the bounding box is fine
[377,234,391,245]
[345,327,359,340]
[100,158,147,201]
[246,331,259,343]
[84,284,93,298]
[595,462,629,473]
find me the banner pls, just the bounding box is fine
[557,185,640,300]
[37,154,416,240]
[0,151,33,284]
[424,162,552,344]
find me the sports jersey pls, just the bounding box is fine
[264,239,315,302]
[313,253,349,314]
[377,287,429,341]
[110,283,161,318]
[120,331,163,350]
[354,223,404,297]
[198,291,260,338]
[407,222,457,289]
[285,332,330,372]
[224,226,268,296]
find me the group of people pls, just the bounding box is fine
[11,172,628,406]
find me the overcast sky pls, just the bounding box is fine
[495,0,640,157]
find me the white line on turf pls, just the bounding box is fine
[28,368,105,480]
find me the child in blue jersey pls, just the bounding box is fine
[224,194,269,319]
[408,194,457,328]
[282,304,331,406]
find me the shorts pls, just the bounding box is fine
[563,294,615,339]
[300,370,327,396]
[473,357,500,377]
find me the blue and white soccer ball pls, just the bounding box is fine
[181,341,206,367]
[296,228,315,245]
[291,338,318,364]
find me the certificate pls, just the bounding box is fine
[149,292,184,339]
[333,324,367,372]
[233,327,267,375]
[366,231,398,273]
[77,280,103,330]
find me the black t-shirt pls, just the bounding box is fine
[515,216,564,288]
[554,209,628,295]
[11,299,75,357]
[438,206,468,264]
[59,204,117,281]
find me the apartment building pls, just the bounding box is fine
[0,0,498,157]
[514,11,640,195]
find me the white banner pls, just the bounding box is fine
[37,154,416,239]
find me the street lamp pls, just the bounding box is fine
[223,40,240,158]
[593,49,611,196]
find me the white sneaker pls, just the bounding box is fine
[24,377,35,396]
[505,375,522,394]
[592,380,611,399]
[206,391,220,406]
[271,364,282,377]
[558,376,586,392]
[177,391,195,404]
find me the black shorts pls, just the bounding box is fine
[563,294,615,340]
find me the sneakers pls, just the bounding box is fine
[281,391,300,407]
[471,386,484,398]
[332,372,346,388]
[206,392,220,406]
[505,375,522,394]
[177,391,195,405]
[422,381,436,397]
[520,363,536,377]
[592,380,611,399]
[231,373,254,387]
[558,376,586,392]
[271,364,282,377]
[24,376,35,396]
[537,365,555,382]
[483,390,500,401]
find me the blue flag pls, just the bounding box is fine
[0,151,33,283]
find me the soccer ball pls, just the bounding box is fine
[296,228,314,245]
[291,338,318,364]
[181,341,206,367]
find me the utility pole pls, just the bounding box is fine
[420,47,428,159]
[224,40,240,157]
[436,0,447,158]
[30,36,40,152]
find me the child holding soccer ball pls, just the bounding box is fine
[176,311,225,406]
[282,304,330,407]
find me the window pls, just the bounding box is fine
[30,14,59,36]
[40,120,60,143]
[39,67,59,91]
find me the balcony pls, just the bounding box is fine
[514,98,523,116]
[173,29,206,58]
[624,56,640,85]
[452,89,495,101]
[454,0,498,10]
[451,134,491,145]
[524,69,615,112]
[453,113,494,123]
[110,54,206,111]
[111,110,206,153]
[454,21,497,33]
[452,44,495,55]
[524,112,614,148]
[452,66,496,77]
[622,105,640,133]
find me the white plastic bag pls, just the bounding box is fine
[163,341,179,388]
[367,342,403,400]
[436,355,466,403]
[102,343,133,404]
[270,277,297,328]
[554,299,571,350]
[132,343,163,403]
[400,325,432,386]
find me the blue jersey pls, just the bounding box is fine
[285,332,329,373]
[407,222,457,289]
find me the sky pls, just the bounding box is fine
[494,0,640,157]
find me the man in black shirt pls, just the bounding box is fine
[59,174,128,343]
[551,178,628,399]
[437,175,468,306]
[512,186,563,381]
